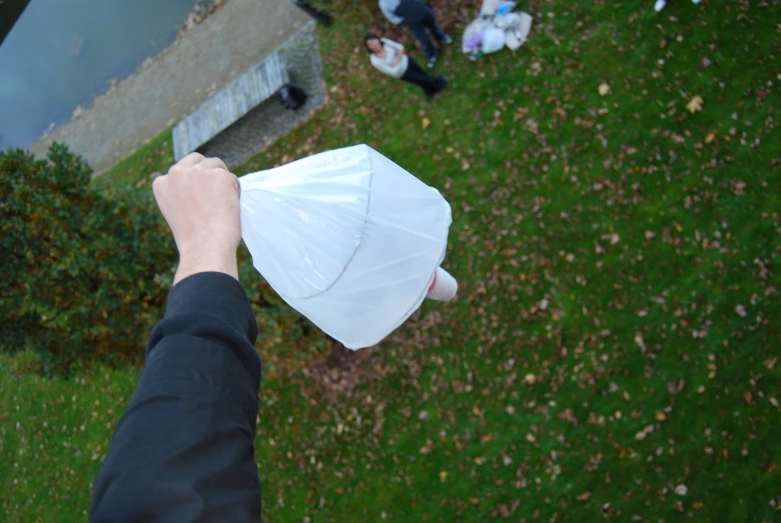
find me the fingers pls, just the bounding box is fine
[178,152,205,167]
[170,153,229,174]
[198,157,229,171]
[152,173,167,197]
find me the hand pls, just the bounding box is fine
[153,153,242,284]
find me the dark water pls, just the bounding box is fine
[0,0,197,149]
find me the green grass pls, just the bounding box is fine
[3,0,781,521]
[93,126,174,187]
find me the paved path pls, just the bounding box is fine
[30,0,310,172]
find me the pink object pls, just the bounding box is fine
[427,267,458,301]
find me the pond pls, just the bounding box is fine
[0,0,197,149]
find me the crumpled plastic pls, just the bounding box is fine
[462,0,533,56]
[239,144,453,349]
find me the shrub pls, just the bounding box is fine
[0,144,176,373]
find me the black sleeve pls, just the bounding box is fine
[90,272,262,523]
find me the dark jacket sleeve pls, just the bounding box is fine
[90,272,262,523]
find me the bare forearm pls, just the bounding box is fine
[174,248,239,284]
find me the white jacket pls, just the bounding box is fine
[369,38,409,79]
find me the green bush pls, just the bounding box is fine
[1,144,329,374]
[0,144,177,373]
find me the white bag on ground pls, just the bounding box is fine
[239,144,456,350]
[481,27,506,54]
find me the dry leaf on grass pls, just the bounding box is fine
[686,95,704,113]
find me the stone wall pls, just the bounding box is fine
[29,0,312,173]
[198,21,324,167]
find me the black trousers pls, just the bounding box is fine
[400,58,447,96]
[405,7,447,60]
[289,0,332,25]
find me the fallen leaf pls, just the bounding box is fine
[705,132,716,144]
[422,117,431,130]
[765,357,778,370]
[655,412,666,421]
[668,379,687,395]
[743,391,753,405]
[598,82,611,96]
[577,491,592,501]
[635,425,654,440]
[686,95,704,113]
[439,471,448,482]
[359,106,371,115]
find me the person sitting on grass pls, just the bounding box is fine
[364,33,448,98]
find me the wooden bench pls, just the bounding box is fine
[172,50,290,161]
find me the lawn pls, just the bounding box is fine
[2,0,781,521]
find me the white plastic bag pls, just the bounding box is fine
[481,27,506,54]
[239,144,456,350]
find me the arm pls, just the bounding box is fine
[383,39,405,66]
[379,0,403,24]
[370,54,407,78]
[91,154,262,523]
[383,37,404,52]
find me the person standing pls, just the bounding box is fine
[379,0,452,68]
[364,33,448,97]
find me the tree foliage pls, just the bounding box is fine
[1,144,329,374]
[1,144,177,373]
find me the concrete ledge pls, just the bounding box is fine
[29,0,310,172]
[198,21,325,167]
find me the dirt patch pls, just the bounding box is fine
[301,341,389,400]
